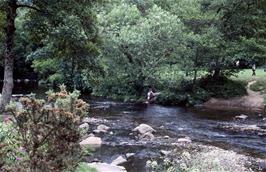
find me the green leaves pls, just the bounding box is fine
[22,0,101,89]
[97,1,188,96]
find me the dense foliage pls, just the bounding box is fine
[0,86,89,171]
[0,0,265,105]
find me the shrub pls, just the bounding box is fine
[199,76,247,99]
[0,119,22,169]
[1,85,89,172]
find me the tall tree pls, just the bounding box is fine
[97,1,186,97]
[0,0,99,109]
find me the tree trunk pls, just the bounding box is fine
[213,58,221,79]
[192,48,198,87]
[213,68,220,78]
[0,0,17,110]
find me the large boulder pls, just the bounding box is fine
[133,124,156,135]
[79,136,102,148]
[87,163,127,172]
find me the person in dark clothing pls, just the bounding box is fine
[252,63,256,76]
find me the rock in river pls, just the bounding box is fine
[125,153,135,159]
[111,155,127,166]
[257,123,266,130]
[79,123,89,131]
[160,150,171,156]
[139,132,155,140]
[87,163,127,172]
[133,124,156,135]
[177,137,192,143]
[79,136,102,148]
[94,124,110,134]
[235,114,248,120]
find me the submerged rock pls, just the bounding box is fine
[257,160,266,171]
[218,123,266,135]
[79,136,102,148]
[111,155,127,166]
[87,163,127,172]
[94,105,111,110]
[257,123,266,130]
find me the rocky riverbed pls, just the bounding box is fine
[78,101,266,172]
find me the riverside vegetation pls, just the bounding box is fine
[0,0,266,172]
[0,0,266,107]
[0,86,96,172]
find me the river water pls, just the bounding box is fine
[85,100,266,171]
[11,84,266,171]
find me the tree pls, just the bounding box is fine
[0,11,4,69]
[0,0,99,109]
[209,0,266,66]
[97,1,186,97]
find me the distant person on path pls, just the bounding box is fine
[252,63,256,76]
[236,60,240,68]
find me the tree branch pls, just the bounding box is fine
[16,4,43,13]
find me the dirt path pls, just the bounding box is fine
[204,80,264,112]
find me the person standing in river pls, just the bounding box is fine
[146,88,156,104]
[146,88,161,104]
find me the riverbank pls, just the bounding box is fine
[204,80,265,113]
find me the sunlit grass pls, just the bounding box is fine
[232,69,266,82]
[232,69,266,94]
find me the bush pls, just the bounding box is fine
[0,119,22,169]
[1,85,89,172]
[199,76,247,99]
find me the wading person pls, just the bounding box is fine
[146,88,156,104]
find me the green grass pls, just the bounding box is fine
[231,69,266,94]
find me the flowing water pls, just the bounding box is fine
[86,100,266,171]
[11,84,266,171]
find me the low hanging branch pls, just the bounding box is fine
[16,4,42,12]
[16,4,49,15]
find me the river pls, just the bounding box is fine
[10,84,266,171]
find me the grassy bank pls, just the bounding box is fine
[232,69,266,93]
[232,68,266,110]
